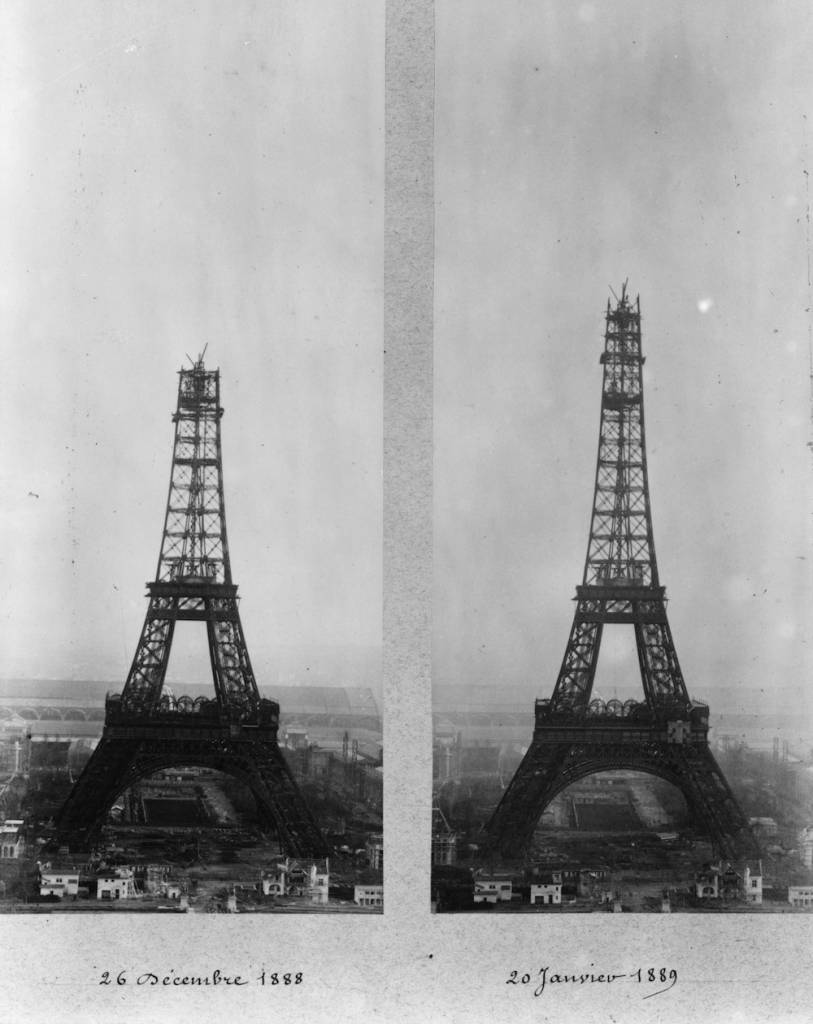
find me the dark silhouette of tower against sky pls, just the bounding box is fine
[57,355,327,856]
[486,285,757,861]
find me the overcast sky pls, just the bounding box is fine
[0,3,382,685]
[435,1,813,719]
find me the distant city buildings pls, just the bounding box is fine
[29,854,370,910]
[428,856,795,913]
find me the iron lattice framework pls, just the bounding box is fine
[57,358,327,856]
[486,286,757,860]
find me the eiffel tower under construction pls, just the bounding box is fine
[57,356,327,857]
[486,286,758,862]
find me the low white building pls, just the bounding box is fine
[743,864,763,905]
[530,881,562,906]
[40,868,80,898]
[789,886,813,908]
[473,878,512,904]
[354,884,383,908]
[96,868,136,900]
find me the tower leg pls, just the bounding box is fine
[487,743,573,854]
[56,737,144,845]
[676,744,759,860]
[219,742,328,857]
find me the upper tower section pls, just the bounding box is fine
[155,354,232,586]
[583,283,659,591]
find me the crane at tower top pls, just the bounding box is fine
[184,343,209,370]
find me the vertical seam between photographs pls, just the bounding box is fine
[384,0,435,918]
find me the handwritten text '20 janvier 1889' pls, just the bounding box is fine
[507,965,678,1000]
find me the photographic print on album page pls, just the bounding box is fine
[0,2,383,916]
[432,0,813,917]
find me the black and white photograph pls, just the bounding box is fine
[0,1,383,918]
[3,1,813,1022]
[433,0,813,918]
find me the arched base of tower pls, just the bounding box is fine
[486,718,759,862]
[55,721,328,858]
